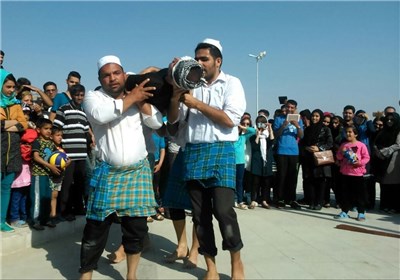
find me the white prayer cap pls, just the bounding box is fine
[202,38,223,54]
[97,55,122,71]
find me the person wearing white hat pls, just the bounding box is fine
[168,38,246,279]
[79,55,163,280]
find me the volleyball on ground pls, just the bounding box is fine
[48,151,68,169]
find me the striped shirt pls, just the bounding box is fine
[53,102,90,160]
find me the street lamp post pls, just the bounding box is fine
[249,51,267,113]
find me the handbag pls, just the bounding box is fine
[313,150,335,166]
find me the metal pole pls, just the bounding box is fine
[249,51,266,115]
[256,59,259,113]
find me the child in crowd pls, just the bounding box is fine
[234,115,256,210]
[8,106,38,228]
[335,125,370,221]
[49,126,70,223]
[249,114,275,209]
[30,118,61,230]
[151,130,166,221]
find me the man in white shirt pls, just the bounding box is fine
[168,38,246,280]
[79,55,163,280]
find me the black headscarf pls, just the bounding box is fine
[303,109,324,146]
[375,112,400,148]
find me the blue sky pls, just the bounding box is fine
[2,1,399,118]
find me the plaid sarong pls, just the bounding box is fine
[86,159,157,221]
[184,142,236,189]
[162,149,192,210]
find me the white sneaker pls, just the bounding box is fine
[11,220,28,228]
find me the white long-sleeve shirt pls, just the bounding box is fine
[83,88,163,166]
[178,71,246,144]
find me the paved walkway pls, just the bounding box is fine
[1,201,399,279]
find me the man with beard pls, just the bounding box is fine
[79,55,163,280]
[168,38,246,280]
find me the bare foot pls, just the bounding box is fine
[203,271,220,280]
[184,252,198,269]
[107,251,126,264]
[184,259,197,269]
[231,259,244,280]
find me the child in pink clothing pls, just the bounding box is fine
[335,125,370,221]
[9,123,38,228]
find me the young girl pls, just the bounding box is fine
[8,106,38,228]
[249,115,275,209]
[335,125,370,221]
[234,115,256,210]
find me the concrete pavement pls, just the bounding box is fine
[1,199,399,279]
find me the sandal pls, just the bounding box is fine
[147,216,154,223]
[106,252,126,264]
[238,203,248,210]
[164,248,189,263]
[183,259,197,269]
[249,201,258,209]
[152,213,165,221]
[262,201,270,209]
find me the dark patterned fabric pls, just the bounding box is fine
[31,138,57,176]
[162,149,192,210]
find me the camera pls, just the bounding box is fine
[257,122,267,129]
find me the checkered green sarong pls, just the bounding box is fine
[184,142,236,189]
[86,159,157,221]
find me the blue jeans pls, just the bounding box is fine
[9,187,29,222]
[1,172,16,223]
[235,164,245,203]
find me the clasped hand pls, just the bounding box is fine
[125,78,155,103]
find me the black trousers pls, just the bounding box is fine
[59,160,86,216]
[275,154,299,203]
[340,175,367,214]
[251,174,273,203]
[187,180,243,257]
[380,183,400,211]
[168,207,186,220]
[79,214,147,273]
[308,178,328,207]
